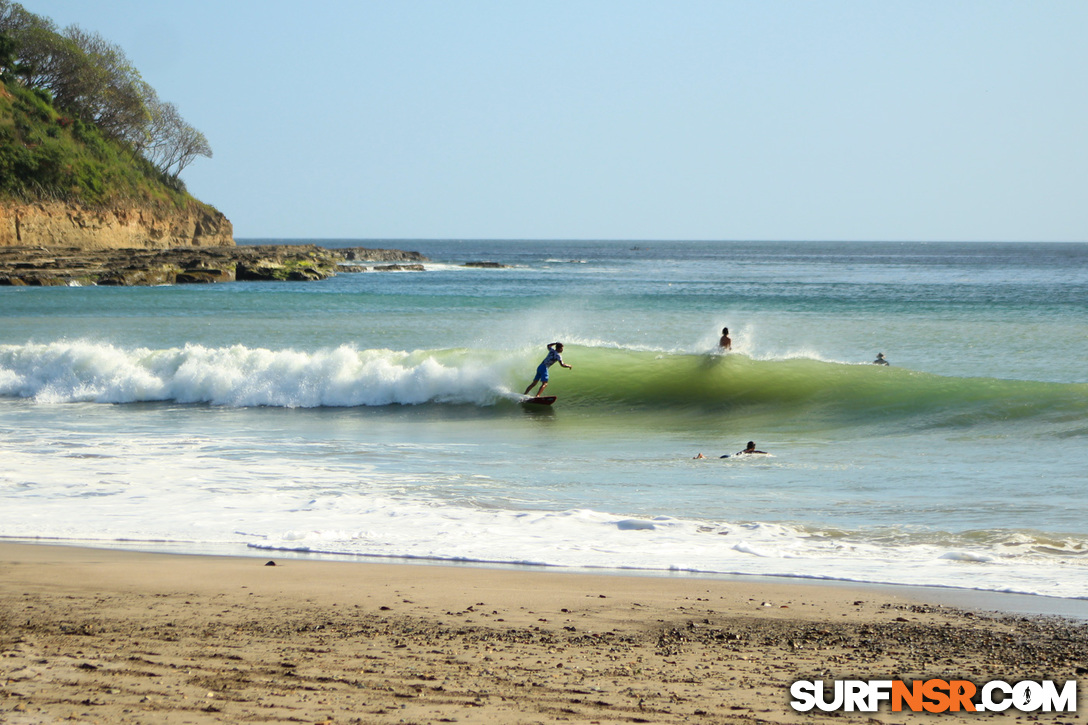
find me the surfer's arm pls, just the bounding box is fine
[547,345,572,369]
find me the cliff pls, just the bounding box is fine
[0,200,234,249]
[1,76,231,249]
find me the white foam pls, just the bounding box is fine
[0,341,512,407]
[940,551,995,563]
[2,421,1086,599]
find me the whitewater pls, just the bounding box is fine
[2,240,1086,600]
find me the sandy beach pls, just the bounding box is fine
[1,543,1085,724]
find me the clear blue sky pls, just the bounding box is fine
[24,1,1088,241]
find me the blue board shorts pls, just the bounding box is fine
[535,363,550,382]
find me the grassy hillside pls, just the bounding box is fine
[0,79,199,211]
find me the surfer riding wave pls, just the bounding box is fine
[524,342,573,397]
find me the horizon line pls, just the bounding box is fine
[235,237,1088,245]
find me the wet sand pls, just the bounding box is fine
[1,542,1085,723]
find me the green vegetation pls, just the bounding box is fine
[1,79,194,208]
[0,1,211,209]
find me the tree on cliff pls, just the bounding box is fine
[0,0,210,180]
[0,31,16,83]
[137,91,212,179]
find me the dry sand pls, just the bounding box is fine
[1,542,1086,724]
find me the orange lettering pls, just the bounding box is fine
[922,679,950,713]
[892,680,923,712]
[948,680,977,712]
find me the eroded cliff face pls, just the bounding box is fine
[0,201,234,249]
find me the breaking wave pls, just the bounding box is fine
[2,341,1086,431]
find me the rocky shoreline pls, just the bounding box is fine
[0,244,429,286]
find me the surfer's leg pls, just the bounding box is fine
[525,371,544,395]
[525,364,548,395]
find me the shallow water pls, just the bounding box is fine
[2,240,1086,598]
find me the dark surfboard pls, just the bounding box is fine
[522,396,557,406]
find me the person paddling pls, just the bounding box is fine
[524,342,572,397]
[721,441,768,458]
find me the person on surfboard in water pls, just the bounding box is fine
[524,342,572,397]
[718,441,768,458]
[694,441,768,459]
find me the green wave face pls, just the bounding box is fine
[536,347,1088,432]
[3,341,1085,439]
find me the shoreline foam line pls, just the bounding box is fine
[4,539,1086,620]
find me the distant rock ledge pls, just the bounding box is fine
[0,244,429,286]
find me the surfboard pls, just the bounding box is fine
[522,395,557,406]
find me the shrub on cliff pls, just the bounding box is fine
[0,78,196,210]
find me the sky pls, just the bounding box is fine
[21,1,1088,241]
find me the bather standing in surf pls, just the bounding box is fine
[719,327,732,350]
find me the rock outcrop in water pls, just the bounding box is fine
[0,244,429,286]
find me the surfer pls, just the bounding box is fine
[721,441,767,458]
[873,352,889,366]
[524,342,572,397]
[718,327,732,350]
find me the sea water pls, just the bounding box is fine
[2,240,1087,600]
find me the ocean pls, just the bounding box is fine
[2,240,1087,601]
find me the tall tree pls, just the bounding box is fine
[142,92,212,178]
[53,27,149,141]
[0,1,65,89]
[0,31,17,81]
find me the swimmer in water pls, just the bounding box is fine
[719,327,732,350]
